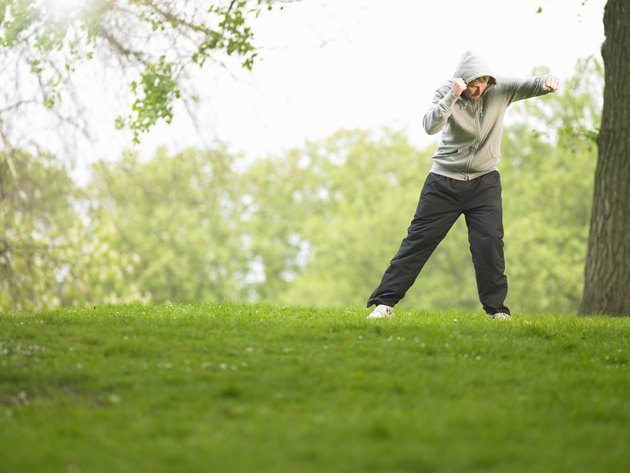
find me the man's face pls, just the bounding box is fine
[464,77,489,101]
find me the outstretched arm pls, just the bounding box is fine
[502,74,561,104]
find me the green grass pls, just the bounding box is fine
[1,303,629,473]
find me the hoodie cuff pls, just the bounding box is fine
[442,89,460,109]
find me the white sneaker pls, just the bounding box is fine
[367,304,394,319]
[488,312,511,320]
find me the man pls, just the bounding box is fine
[366,50,560,319]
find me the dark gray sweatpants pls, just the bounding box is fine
[367,171,510,315]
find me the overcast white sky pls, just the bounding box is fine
[78,0,607,169]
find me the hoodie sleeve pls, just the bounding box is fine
[422,81,460,135]
[500,74,554,105]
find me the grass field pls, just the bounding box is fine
[1,302,629,473]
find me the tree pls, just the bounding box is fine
[0,149,76,311]
[87,147,255,304]
[0,0,279,149]
[579,0,630,316]
[0,1,282,310]
[0,147,151,312]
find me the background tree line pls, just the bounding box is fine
[1,58,601,314]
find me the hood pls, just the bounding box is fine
[453,51,497,86]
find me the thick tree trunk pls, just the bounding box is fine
[579,0,630,316]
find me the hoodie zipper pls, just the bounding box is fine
[464,100,483,180]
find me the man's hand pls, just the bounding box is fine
[451,78,467,97]
[543,76,560,92]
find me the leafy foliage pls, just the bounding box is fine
[0,150,75,311]
[0,0,276,142]
[0,149,147,311]
[87,146,255,303]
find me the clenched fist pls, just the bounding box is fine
[451,78,467,97]
[543,76,560,92]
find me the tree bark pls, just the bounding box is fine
[579,0,630,316]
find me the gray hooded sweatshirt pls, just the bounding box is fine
[423,51,554,181]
